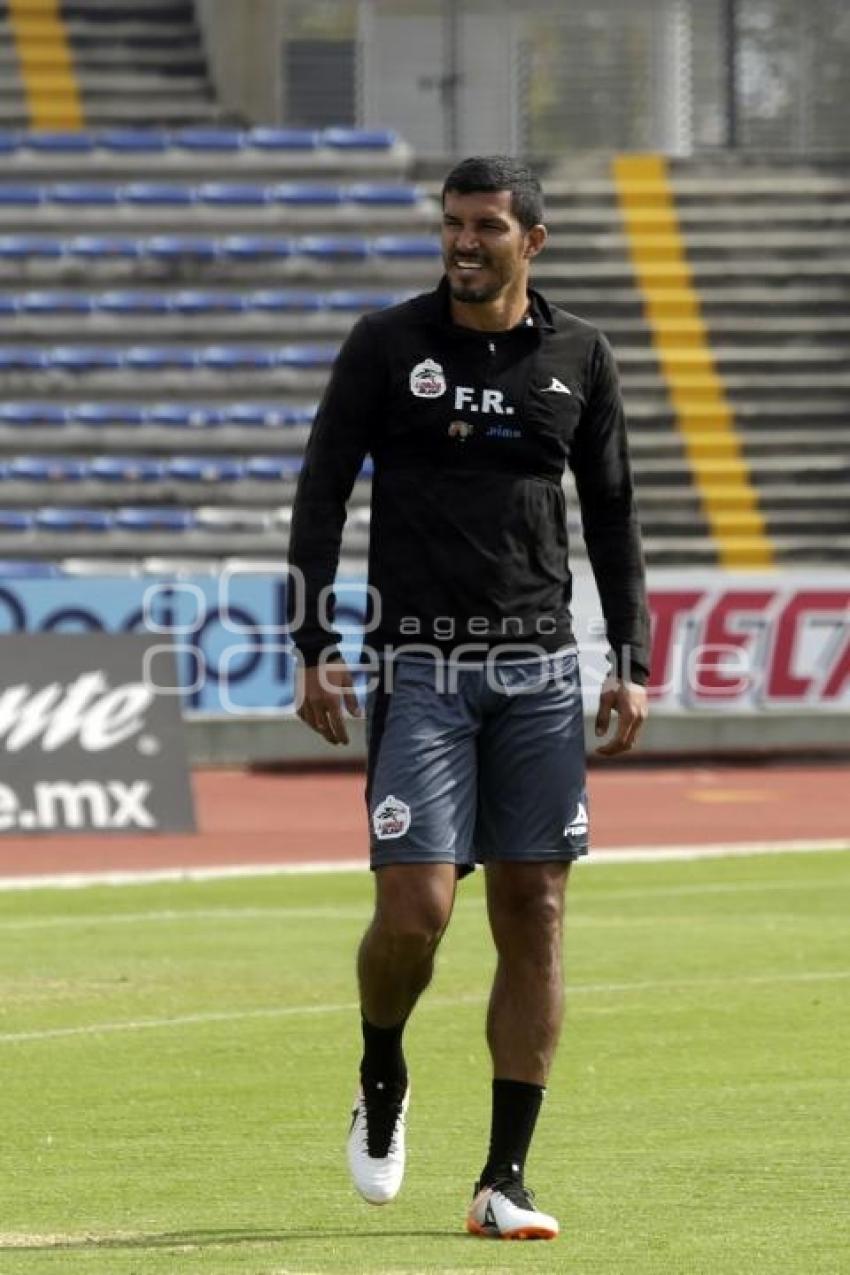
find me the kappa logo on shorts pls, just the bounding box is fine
[565,800,588,838]
[409,358,447,399]
[372,794,411,840]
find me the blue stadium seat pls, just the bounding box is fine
[245,456,303,481]
[221,404,315,428]
[71,403,146,426]
[0,349,44,370]
[0,236,63,258]
[125,347,198,369]
[114,507,195,531]
[199,346,277,370]
[174,128,244,152]
[167,457,245,482]
[36,508,111,531]
[146,404,223,428]
[322,128,397,149]
[97,129,170,153]
[219,236,292,260]
[299,236,371,260]
[196,183,269,206]
[0,186,42,206]
[325,289,403,310]
[372,235,440,258]
[48,347,123,371]
[0,296,15,315]
[18,291,93,314]
[144,235,217,259]
[0,403,68,427]
[0,133,22,155]
[25,132,95,153]
[271,184,344,206]
[247,127,318,150]
[0,560,64,577]
[347,184,420,205]
[274,345,337,368]
[9,456,87,481]
[99,291,171,314]
[123,183,195,206]
[89,457,165,482]
[170,291,244,314]
[247,290,323,312]
[67,235,140,258]
[50,184,121,206]
[0,511,35,532]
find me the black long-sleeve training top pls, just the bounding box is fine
[288,277,651,684]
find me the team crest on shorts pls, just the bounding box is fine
[410,358,447,399]
[372,794,411,840]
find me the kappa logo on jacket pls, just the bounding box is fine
[541,377,572,395]
[410,358,447,399]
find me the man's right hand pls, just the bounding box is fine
[295,660,362,746]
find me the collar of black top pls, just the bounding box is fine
[416,276,557,334]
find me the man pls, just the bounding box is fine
[288,155,649,1240]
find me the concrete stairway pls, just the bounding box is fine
[0,0,219,127]
[521,163,850,566]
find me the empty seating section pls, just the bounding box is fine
[0,59,846,568]
[0,127,411,174]
[0,107,428,561]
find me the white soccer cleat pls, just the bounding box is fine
[466,1178,560,1240]
[346,1083,410,1205]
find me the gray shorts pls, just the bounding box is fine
[365,650,588,873]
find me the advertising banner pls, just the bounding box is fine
[0,570,847,715]
[0,634,195,834]
[636,572,850,711]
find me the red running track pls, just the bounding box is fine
[0,762,846,881]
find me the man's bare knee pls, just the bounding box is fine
[486,862,569,946]
[367,863,455,959]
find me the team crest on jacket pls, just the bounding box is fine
[372,794,411,840]
[410,358,447,399]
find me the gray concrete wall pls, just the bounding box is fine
[184,711,850,767]
[195,0,286,123]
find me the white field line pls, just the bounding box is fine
[0,906,371,931]
[1,970,848,1047]
[0,838,848,893]
[1,872,849,932]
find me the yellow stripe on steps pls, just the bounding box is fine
[9,0,84,128]
[612,154,775,567]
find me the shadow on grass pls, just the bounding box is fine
[1,1226,461,1253]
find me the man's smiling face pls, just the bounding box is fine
[441,188,538,305]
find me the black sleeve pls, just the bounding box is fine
[287,315,383,664]
[568,332,650,685]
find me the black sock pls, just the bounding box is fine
[359,1013,408,1097]
[479,1078,545,1186]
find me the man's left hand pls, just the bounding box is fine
[594,677,648,757]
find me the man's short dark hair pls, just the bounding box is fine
[441,155,544,231]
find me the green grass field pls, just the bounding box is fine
[0,850,848,1275]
